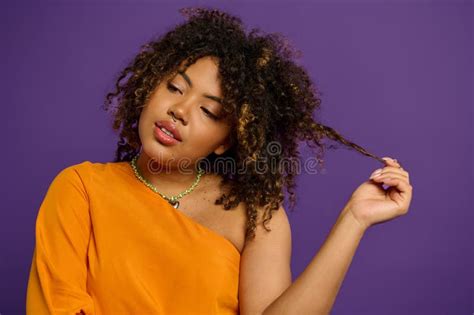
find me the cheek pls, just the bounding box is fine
[137,112,146,137]
[138,99,166,126]
[138,109,151,134]
[197,124,227,141]
[186,126,227,151]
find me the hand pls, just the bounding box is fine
[342,157,413,230]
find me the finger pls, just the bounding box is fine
[370,172,409,183]
[376,177,413,211]
[380,167,410,180]
[380,165,407,173]
[382,157,400,167]
[382,176,413,191]
[370,167,409,180]
[370,173,409,185]
[382,157,406,172]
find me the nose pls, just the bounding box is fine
[168,103,188,126]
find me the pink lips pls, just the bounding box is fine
[153,125,180,145]
[154,120,182,145]
[155,120,182,141]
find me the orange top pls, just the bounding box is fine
[26,161,241,315]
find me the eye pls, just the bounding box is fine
[201,107,218,120]
[167,82,182,94]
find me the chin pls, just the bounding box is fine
[142,139,177,164]
[142,141,164,158]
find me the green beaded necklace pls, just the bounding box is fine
[130,154,205,209]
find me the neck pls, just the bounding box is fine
[134,151,206,195]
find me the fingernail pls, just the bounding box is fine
[382,157,397,164]
[370,169,382,178]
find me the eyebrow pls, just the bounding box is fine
[177,70,223,105]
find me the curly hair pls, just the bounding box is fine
[102,6,384,242]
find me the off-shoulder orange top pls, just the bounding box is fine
[26,161,241,315]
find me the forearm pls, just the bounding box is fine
[262,206,367,315]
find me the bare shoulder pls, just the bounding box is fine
[243,203,292,252]
[239,203,293,315]
[198,174,292,260]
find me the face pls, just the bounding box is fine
[138,56,233,170]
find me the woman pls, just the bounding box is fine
[26,7,413,315]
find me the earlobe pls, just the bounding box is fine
[214,136,233,155]
[214,145,225,155]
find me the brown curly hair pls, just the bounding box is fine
[102,6,384,242]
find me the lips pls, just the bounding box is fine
[154,120,182,141]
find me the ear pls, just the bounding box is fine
[214,135,234,155]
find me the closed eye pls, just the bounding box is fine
[201,107,218,120]
[167,82,181,94]
[167,81,219,120]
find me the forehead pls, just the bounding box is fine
[172,57,223,99]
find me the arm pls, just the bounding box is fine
[239,157,411,315]
[262,207,365,315]
[238,205,364,315]
[26,166,95,315]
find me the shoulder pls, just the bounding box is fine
[50,161,92,184]
[64,160,121,175]
[207,175,292,244]
[51,160,129,189]
[246,203,292,248]
[52,161,97,183]
[238,203,293,314]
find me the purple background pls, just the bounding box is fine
[1,1,472,314]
